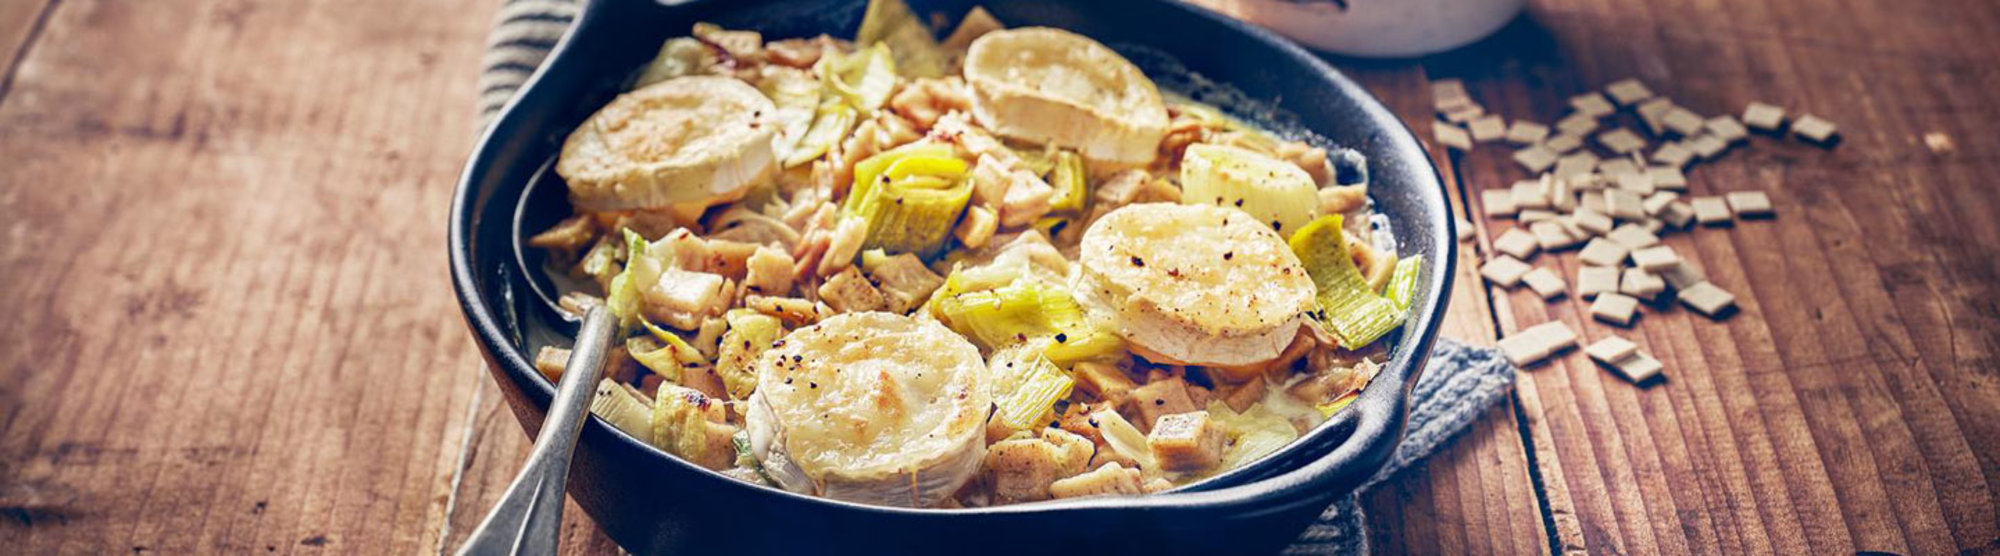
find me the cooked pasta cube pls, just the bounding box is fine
[1590,293,1640,326]
[1147,411,1225,472]
[1480,255,1534,288]
[1584,336,1639,365]
[1678,282,1737,317]
[1523,267,1568,299]
[1577,266,1621,300]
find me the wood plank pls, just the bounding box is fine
[0,0,56,86]
[1446,0,2000,554]
[0,0,498,553]
[437,378,622,554]
[1346,62,1549,556]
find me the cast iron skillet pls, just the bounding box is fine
[448,0,1456,554]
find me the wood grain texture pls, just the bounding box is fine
[0,0,496,553]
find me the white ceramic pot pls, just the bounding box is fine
[1187,0,1526,58]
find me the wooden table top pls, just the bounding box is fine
[1,0,1995,554]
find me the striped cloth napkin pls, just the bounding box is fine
[475,3,1518,553]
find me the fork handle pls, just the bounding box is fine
[456,305,618,556]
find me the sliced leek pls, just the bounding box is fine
[652,385,729,469]
[845,143,974,258]
[1180,143,1321,234]
[633,37,715,89]
[642,318,707,364]
[1043,323,1123,366]
[993,355,1073,431]
[784,100,857,168]
[1315,393,1359,418]
[714,310,783,399]
[1206,401,1299,472]
[1047,150,1088,213]
[1012,146,1056,178]
[628,337,686,381]
[847,143,960,201]
[854,0,948,78]
[763,68,828,166]
[606,229,664,328]
[817,43,898,112]
[1089,408,1155,470]
[578,236,620,289]
[1290,215,1406,349]
[931,277,1122,366]
[1385,255,1423,310]
[590,378,654,437]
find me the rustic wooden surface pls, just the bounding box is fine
[0,0,1995,554]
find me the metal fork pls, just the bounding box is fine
[455,306,618,556]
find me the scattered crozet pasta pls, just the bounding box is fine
[1443,77,1836,382]
[1496,321,1579,367]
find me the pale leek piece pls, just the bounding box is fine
[590,378,654,438]
[1312,396,1360,416]
[1290,215,1407,349]
[785,100,858,168]
[1179,143,1322,234]
[1385,255,1423,310]
[714,310,784,399]
[844,144,975,258]
[1047,150,1088,213]
[993,355,1074,431]
[627,314,706,381]
[607,229,666,327]
[642,319,707,364]
[578,236,620,290]
[1206,401,1299,472]
[651,385,729,469]
[759,68,821,164]
[1012,146,1056,177]
[854,0,949,78]
[633,37,715,89]
[627,337,686,382]
[817,43,898,112]
[1089,409,1156,470]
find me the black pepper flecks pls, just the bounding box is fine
[1131,256,1145,267]
[1224,251,1235,260]
[1054,333,1068,343]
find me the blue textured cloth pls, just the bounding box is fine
[476,4,1519,552]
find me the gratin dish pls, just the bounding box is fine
[448,0,1455,553]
